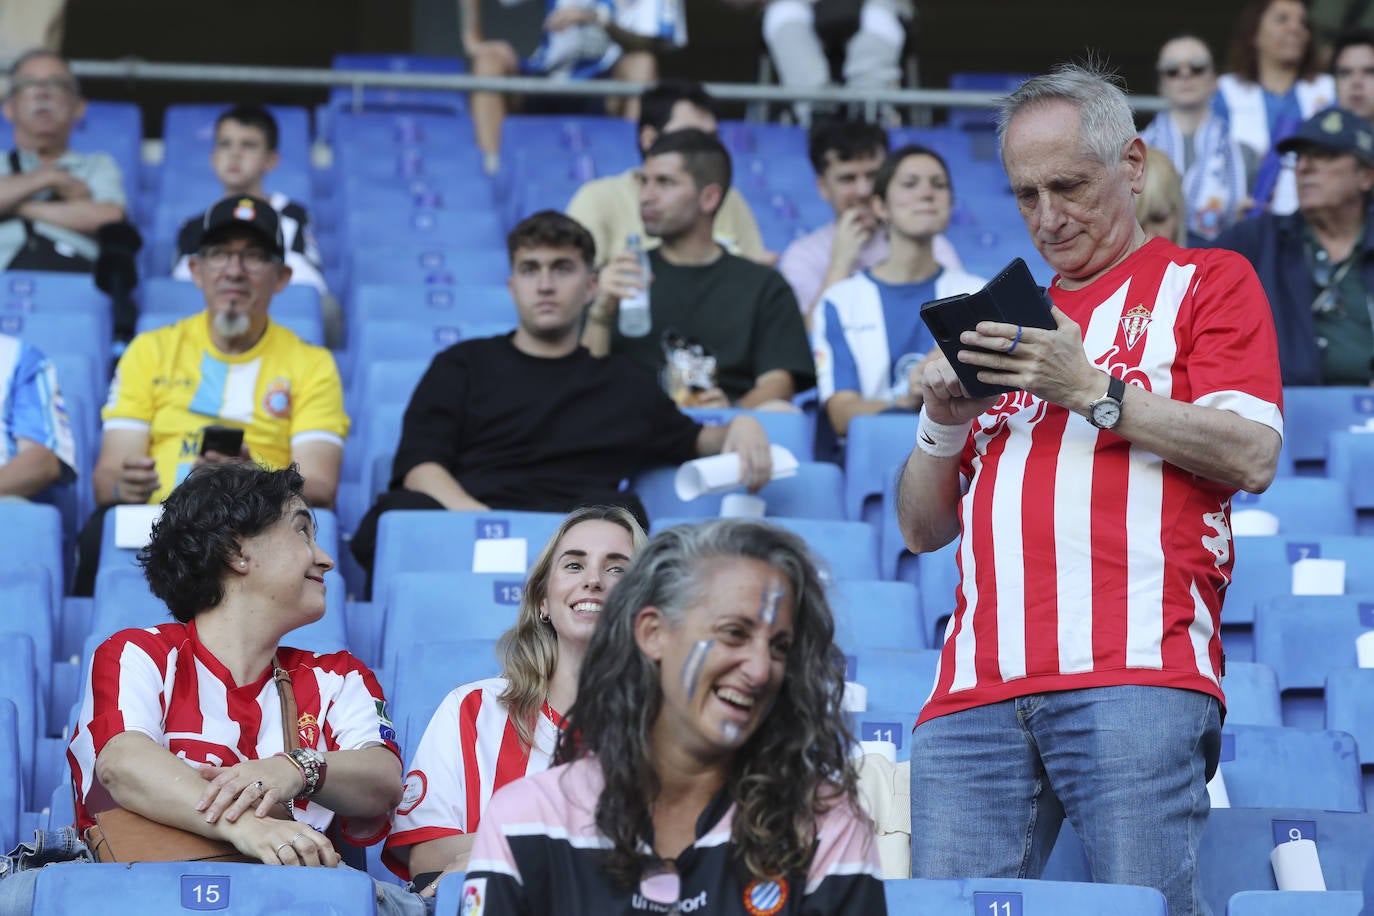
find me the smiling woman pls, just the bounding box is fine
[381,505,648,894]
[462,519,887,916]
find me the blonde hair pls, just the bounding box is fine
[1136,147,1188,246]
[496,506,648,749]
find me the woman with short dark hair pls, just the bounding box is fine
[463,519,886,914]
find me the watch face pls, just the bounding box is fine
[1092,400,1122,429]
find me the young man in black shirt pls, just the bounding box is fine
[350,210,772,585]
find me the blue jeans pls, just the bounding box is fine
[0,827,92,916]
[909,685,1221,916]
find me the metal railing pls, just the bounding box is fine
[66,58,1169,117]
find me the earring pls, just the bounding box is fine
[540,613,550,623]
[238,560,247,568]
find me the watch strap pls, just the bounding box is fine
[1106,374,1125,403]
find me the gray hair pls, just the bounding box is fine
[6,49,78,97]
[996,62,1136,167]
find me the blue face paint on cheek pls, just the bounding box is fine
[681,640,712,700]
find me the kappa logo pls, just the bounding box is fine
[1120,303,1152,349]
[742,878,788,916]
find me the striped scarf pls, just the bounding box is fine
[1141,110,1248,241]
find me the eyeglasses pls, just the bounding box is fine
[199,246,278,273]
[9,76,78,96]
[1159,61,1212,79]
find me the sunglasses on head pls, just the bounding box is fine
[1159,61,1212,78]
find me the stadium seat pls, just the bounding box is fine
[682,408,815,462]
[0,309,112,381]
[1222,661,1283,727]
[0,699,20,852]
[0,102,142,205]
[1225,890,1364,915]
[912,537,961,645]
[388,638,502,753]
[433,871,468,916]
[32,860,378,914]
[1253,594,1374,728]
[134,280,325,347]
[0,270,113,341]
[332,111,476,153]
[1230,477,1356,537]
[843,414,919,524]
[829,579,926,651]
[0,563,54,704]
[342,357,429,489]
[378,571,524,692]
[162,104,312,180]
[1218,725,1364,812]
[631,461,846,522]
[1326,431,1374,534]
[345,318,511,388]
[0,502,65,615]
[1199,808,1374,914]
[882,877,1166,914]
[1223,535,1374,663]
[328,52,467,116]
[351,282,511,328]
[0,634,40,807]
[348,243,513,288]
[1280,387,1374,463]
[846,648,940,714]
[652,516,881,582]
[849,709,919,761]
[372,509,566,605]
[1324,667,1374,805]
[947,72,1034,129]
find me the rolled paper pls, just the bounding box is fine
[674,445,800,501]
[720,493,766,518]
[1270,838,1327,891]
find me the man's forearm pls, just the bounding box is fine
[0,444,62,498]
[581,303,614,356]
[16,199,124,235]
[896,446,964,555]
[736,370,796,408]
[0,171,49,216]
[402,461,489,511]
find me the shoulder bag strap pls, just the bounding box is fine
[273,654,300,752]
[8,149,39,244]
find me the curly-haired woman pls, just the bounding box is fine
[462,519,886,915]
[382,505,647,895]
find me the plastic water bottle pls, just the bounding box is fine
[618,235,652,338]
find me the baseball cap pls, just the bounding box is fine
[199,195,286,257]
[1276,107,1374,166]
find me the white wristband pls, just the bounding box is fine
[916,407,969,458]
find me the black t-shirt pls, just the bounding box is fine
[611,249,816,402]
[392,334,702,511]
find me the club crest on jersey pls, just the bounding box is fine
[397,770,427,816]
[742,878,788,916]
[233,198,256,222]
[297,712,319,747]
[1120,303,1152,349]
[262,378,292,418]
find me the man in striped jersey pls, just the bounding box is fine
[897,64,1284,916]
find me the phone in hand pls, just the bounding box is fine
[920,258,1057,399]
[199,424,245,457]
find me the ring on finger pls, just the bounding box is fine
[1007,325,1024,354]
[275,842,292,856]
[253,780,264,794]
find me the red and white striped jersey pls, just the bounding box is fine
[382,677,563,880]
[67,621,401,835]
[919,239,1284,725]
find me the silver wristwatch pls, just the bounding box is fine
[1088,375,1126,430]
[288,747,327,797]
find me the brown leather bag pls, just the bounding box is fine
[84,655,302,864]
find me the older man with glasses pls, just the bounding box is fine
[1140,34,1250,244]
[1214,106,1374,387]
[73,196,348,595]
[0,49,126,272]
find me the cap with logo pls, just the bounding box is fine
[1276,107,1374,166]
[199,195,285,257]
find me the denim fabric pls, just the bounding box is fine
[910,685,1221,916]
[373,876,434,916]
[0,828,92,916]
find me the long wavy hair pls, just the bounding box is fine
[1225,0,1318,84]
[554,519,859,889]
[496,505,647,749]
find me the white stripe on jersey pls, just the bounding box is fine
[222,357,260,424]
[1188,580,1220,686]
[992,413,1031,683]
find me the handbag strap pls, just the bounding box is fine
[272,654,300,753]
[8,149,38,245]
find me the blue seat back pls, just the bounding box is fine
[632,461,846,522]
[882,877,1166,914]
[1219,724,1364,811]
[1324,667,1374,766]
[1222,661,1283,727]
[829,579,925,651]
[1231,476,1356,537]
[1225,890,1364,915]
[389,639,501,754]
[1280,387,1374,463]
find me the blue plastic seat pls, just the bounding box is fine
[682,408,815,462]
[883,877,1166,914]
[1223,535,1374,662]
[389,638,501,753]
[162,103,311,178]
[829,579,925,652]
[1219,724,1364,811]
[1326,431,1374,534]
[0,635,40,808]
[32,860,379,914]
[0,566,55,712]
[342,176,493,216]
[1325,668,1374,766]
[343,206,505,250]
[1226,890,1364,915]
[1281,387,1374,463]
[1230,476,1357,537]
[342,357,430,481]
[331,111,475,150]
[652,516,880,582]
[347,244,513,288]
[351,282,511,328]
[1199,808,1374,914]
[0,502,64,616]
[0,699,20,852]
[632,461,846,522]
[328,52,467,116]
[1223,661,1283,727]
[843,414,919,524]
[345,318,510,392]
[0,102,142,200]
[0,307,112,381]
[947,72,1033,129]
[372,509,566,606]
[1254,594,1374,728]
[845,647,940,714]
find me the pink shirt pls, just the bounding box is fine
[778,224,962,314]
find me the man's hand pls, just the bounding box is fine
[194,442,253,469]
[114,456,160,504]
[599,249,648,305]
[544,6,597,30]
[920,352,996,426]
[829,207,877,277]
[689,387,731,408]
[47,167,92,201]
[720,415,772,492]
[954,305,1100,414]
